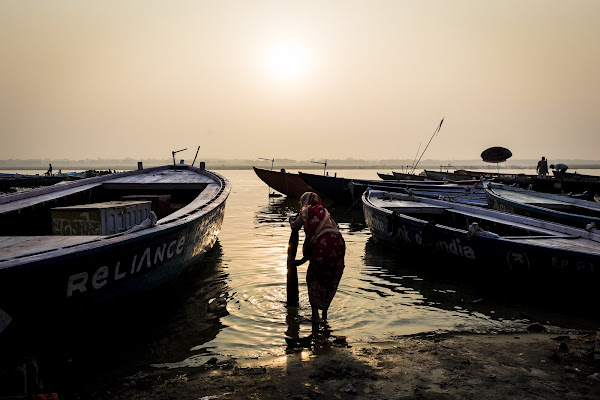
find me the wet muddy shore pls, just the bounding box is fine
[81,330,600,400]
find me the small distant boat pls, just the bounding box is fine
[253,166,313,198]
[0,172,67,189]
[378,171,426,181]
[54,171,87,181]
[0,164,231,337]
[424,169,480,181]
[392,171,426,181]
[484,182,600,230]
[377,172,398,181]
[362,189,600,280]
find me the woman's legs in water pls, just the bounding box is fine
[311,306,328,322]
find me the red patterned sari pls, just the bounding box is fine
[299,192,345,311]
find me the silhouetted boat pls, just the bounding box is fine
[0,164,231,337]
[392,171,427,181]
[253,166,313,198]
[424,169,482,181]
[378,171,426,181]
[0,173,67,190]
[299,171,485,207]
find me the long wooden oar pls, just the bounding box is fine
[286,229,300,307]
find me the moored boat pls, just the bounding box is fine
[424,169,482,181]
[485,182,600,230]
[362,189,600,282]
[253,166,313,197]
[300,171,485,207]
[377,172,398,180]
[0,164,231,337]
[349,181,488,207]
[0,172,67,190]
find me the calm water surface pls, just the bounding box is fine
[148,168,600,368]
[4,168,600,392]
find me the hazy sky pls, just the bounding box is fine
[1,1,599,162]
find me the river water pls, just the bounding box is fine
[3,168,600,394]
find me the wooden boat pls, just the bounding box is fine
[392,171,426,181]
[378,171,427,181]
[454,169,600,195]
[424,169,483,181]
[0,172,67,190]
[424,169,535,188]
[349,181,488,207]
[253,166,313,198]
[298,172,356,205]
[0,164,231,337]
[299,171,485,207]
[362,189,600,281]
[530,175,600,198]
[377,172,398,180]
[484,182,600,230]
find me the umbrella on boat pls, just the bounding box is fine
[481,146,512,173]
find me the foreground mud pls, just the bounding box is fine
[86,332,600,400]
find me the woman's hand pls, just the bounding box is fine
[289,214,301,231]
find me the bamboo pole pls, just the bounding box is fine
[286,229,300,307]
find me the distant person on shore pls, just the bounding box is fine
[536,157,548,179]
[46,163,53,176]
[289,192,345,322]
[550,163,569,179]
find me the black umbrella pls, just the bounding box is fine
[481,147,512,173]
[481,147,512,163]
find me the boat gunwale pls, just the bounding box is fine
[485,185,600,227]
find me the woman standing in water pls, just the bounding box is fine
[289,192,345,322]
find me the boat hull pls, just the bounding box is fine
[253,167,312,197]
[362,192,599,279]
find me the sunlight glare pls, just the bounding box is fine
[263,38,311,83]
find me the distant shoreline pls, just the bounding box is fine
[2,159,600,171]
[2,164,600,171]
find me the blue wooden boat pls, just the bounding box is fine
[362,189,600,281]
[0,164,231,337]
[485,182,600,230]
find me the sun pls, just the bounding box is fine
[263,38,311,83]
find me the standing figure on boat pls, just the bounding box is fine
[550,163,569,180]
[289,192,345,322]
[46,163,53,176]
[536,156,549,179]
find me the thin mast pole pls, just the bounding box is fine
[411,118,444,174]
[410,142,421,173]
[191,146,200,167]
